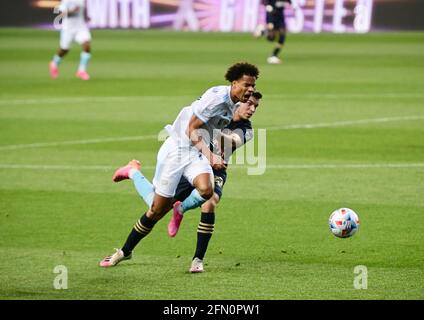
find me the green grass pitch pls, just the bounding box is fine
[0,28,423,300]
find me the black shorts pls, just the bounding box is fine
[173,169,228,203]
[266,10,286,30]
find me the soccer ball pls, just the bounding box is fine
[329,208,360,238]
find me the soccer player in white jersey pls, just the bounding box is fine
[100,62,259,268]
[49,0,92,80]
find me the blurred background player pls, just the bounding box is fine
[254,0,295,64]
[49,0,92,80]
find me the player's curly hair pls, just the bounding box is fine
[252,91,263,100]
[225,62,259,82]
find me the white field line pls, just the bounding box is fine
[0,163,424,171]
[267,115,424,131]
[0,115,423,151]
[266,93,424,100]
[0,135,158,151]
[0,93,423,105]
[264,163,424,169]
[0,96,191,106]
[0,97,131,105]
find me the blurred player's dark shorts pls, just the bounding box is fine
[266,10,286,30]
[173,169,227,203]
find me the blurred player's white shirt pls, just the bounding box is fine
[166,85,239,147]
[59,0,87,30]
[58,0,91,49]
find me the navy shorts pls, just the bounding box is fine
[173,169,227,203]
[266,10,286,30]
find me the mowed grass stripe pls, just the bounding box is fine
[1,92,424,105]
[0,115,423,150]
[1,163,424,171]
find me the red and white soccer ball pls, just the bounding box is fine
[329,208,360,238]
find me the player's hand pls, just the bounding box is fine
[210,153,227,171]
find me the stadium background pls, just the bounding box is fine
[1,0,424,31]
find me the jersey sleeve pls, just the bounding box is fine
[191,88,225,124]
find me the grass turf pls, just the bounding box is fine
[0,29,423,299]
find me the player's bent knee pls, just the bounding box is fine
[202,193,219,212]
[148,197,173,220]
[59,49,69,56]
[82,42,91,53]
[197,185,214,200]
[267,34,276,41]
[147,207,167,221]
[211,193,220,205]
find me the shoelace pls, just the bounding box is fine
[104,249,120,262]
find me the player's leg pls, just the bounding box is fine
[271,28,286,62]
[118,184,175,257]
[49,30,72,79]
[100,139,181,267]
[168,151,214,230]
[190,192,220,273]
[266,27,276,42]
[76,28,92,80]
[266,28,282,64]
[167,156,214,238]
[168,188,206,237]
[121,194,172,254]
[167,177,196,237]
[169,169,224,237]
[131,169,154,208]
[183,156,214,207]
[265,8,276,42]
[111,159,154,208]
[267,10,285,64]
[267,30,284,64]
[100,193,173,267]
[253,23,265,38]
[167,173,212,237]
[190,172,225,272]
[175,186,207,215]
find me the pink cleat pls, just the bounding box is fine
[76,70,90,80]
[112,159,141,182]
[49,61,59,79]
[168,201,184,237]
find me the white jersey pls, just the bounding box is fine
[59,0,87,30]
[166,85,239,147]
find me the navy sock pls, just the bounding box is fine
[193,212,215,260]
[122,213,157,257]
[272,47,281,57]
